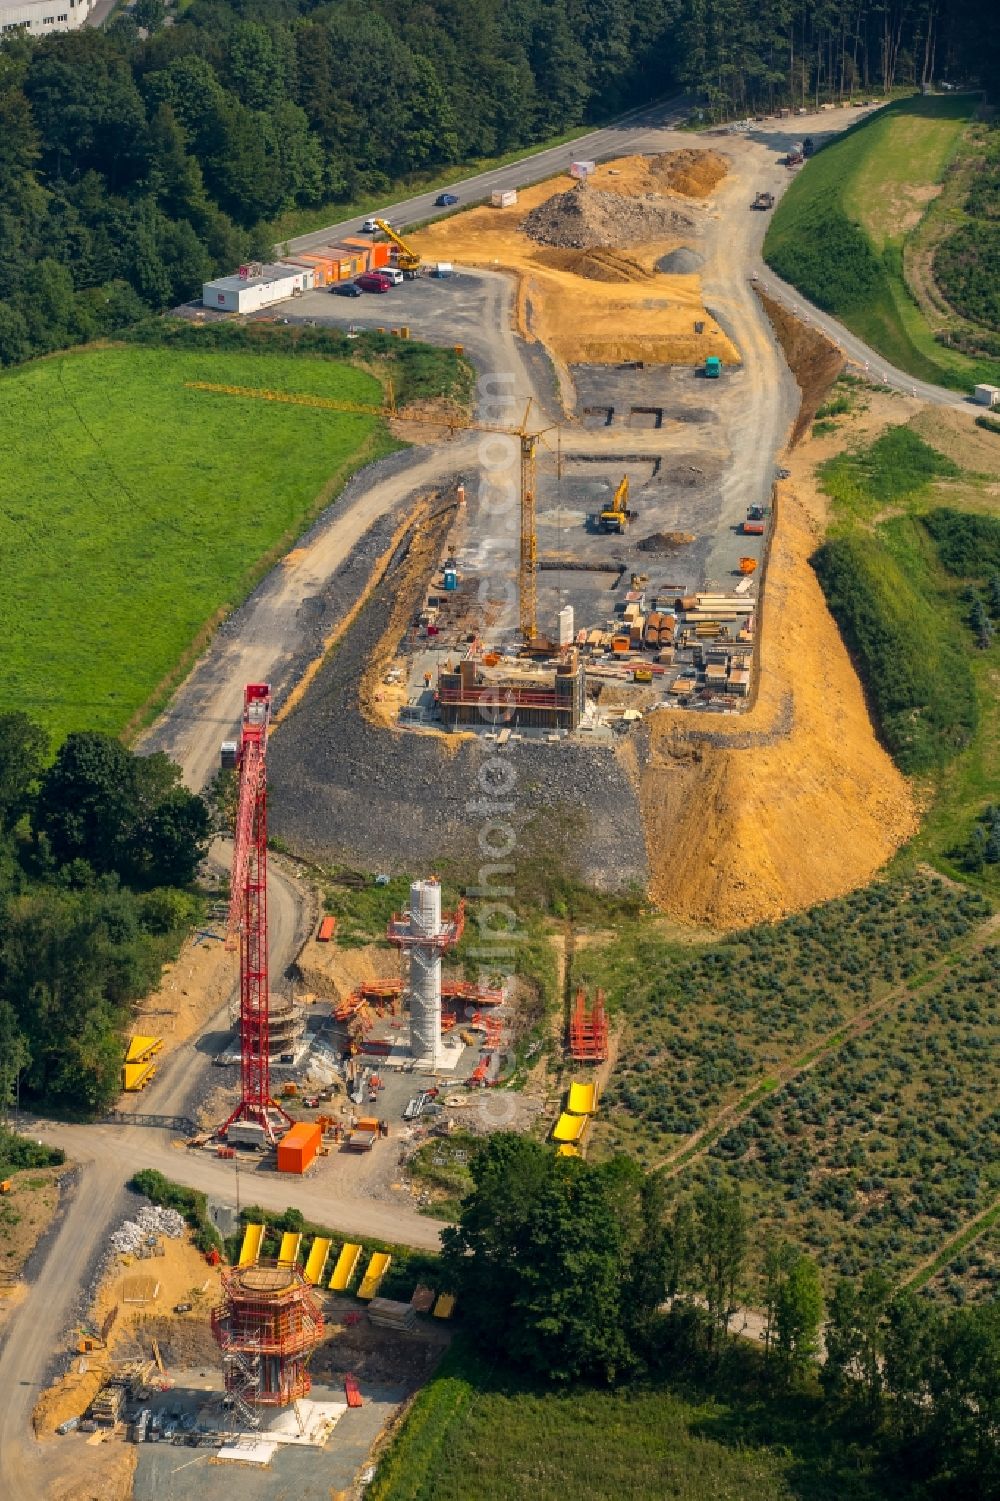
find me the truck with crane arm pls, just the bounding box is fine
[373,220,421,276]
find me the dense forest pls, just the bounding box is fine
[0,0,994,367]
[0,714,209,1115]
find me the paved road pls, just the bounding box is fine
[283,98,689,257]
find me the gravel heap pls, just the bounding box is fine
[657,247,704,274]
[109,1205,185,1254]
[523,185,696,250]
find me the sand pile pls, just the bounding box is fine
[534,247,655,282]
[658,247,704,274]
[637,530,696,552]
[649,148,729,197]
[637,483,917,928]
[523,184,696,250]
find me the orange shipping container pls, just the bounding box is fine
[277,1122,322,1175]
[317,916,337,942]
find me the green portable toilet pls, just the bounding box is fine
[704,356,722,378]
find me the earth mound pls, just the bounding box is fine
[522,185,696,250]
[637,530,696,553]
[534,247,655,282]
[649,148,729,197]
[658,247,704,274]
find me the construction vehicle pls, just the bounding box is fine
[598,475,638,534]
[738,557,757,574]
[373,219,420,275]
[751,191,774,210]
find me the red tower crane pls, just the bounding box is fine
[220,683,291,1144]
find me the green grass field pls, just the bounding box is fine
[0,344,390,743]
[765,94,1000,390]
[369,1343,896,1501]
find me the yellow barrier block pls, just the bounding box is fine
[357,1251,391,1300]
[433,1293,456,1319]
[303,1237,332,1285]
[277,1231,302,1267]
[552,1112,586,1143]
[567,1081,598,1115]
[557,1143,581,1157]
[238,1223,265,1267]
[329,1242,363,1292]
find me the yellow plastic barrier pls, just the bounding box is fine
[238,1223,265,1267]
[125,1035,162,1064]
[433,1293,456,1319]
[552,1112,586,1143]
[122,1061,156,1092]
[567,1081,599,1115]
[303,1237,332,1285]
[277,1231,302,1267]
[557,1143,581,1157]
[329,1242,363,1292]
[357,1251,391,1300]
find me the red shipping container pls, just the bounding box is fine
[277,1122,321,1174]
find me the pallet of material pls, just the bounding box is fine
[367,1297,417,1331]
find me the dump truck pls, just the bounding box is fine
[751,191,774,210]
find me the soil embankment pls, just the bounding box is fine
[634,302,917,927]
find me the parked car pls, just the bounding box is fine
[356,272,392,293]
[379,266,404,285]
[332,281,363,296]
[435,193,459,207]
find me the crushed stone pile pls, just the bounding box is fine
[522,184,696,250]
[649,148,729,197]
[658,247,704,274]
[637,530,696,553]
[110,1205,185,1254]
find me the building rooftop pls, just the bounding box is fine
[205,264,303,292]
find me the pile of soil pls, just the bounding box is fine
[649,149,729,197]
[637,530,696,553]
[522,185,696,250]
[637,484,917,927]
[658,247,704,274]
[534,247,654,282]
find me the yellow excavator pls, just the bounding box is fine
[599,475,635,534]
[374,219,421,275]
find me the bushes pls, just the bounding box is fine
[130,1168,222,1254]
[922,508,1000,576]
[0,1128,64,1178]
[934,222,1000,333]
[812,531,977,771]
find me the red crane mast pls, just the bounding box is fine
[221,683,291,1143]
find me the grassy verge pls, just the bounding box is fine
[369,1338,893,1501]
[764,94,1000,390]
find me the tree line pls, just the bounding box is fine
[443,1136,999,1498]
[0,0,994,368]
[0,714,209,1116]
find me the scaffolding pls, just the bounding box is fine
[568,987,609,1062]
[211,1264,325,1417]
